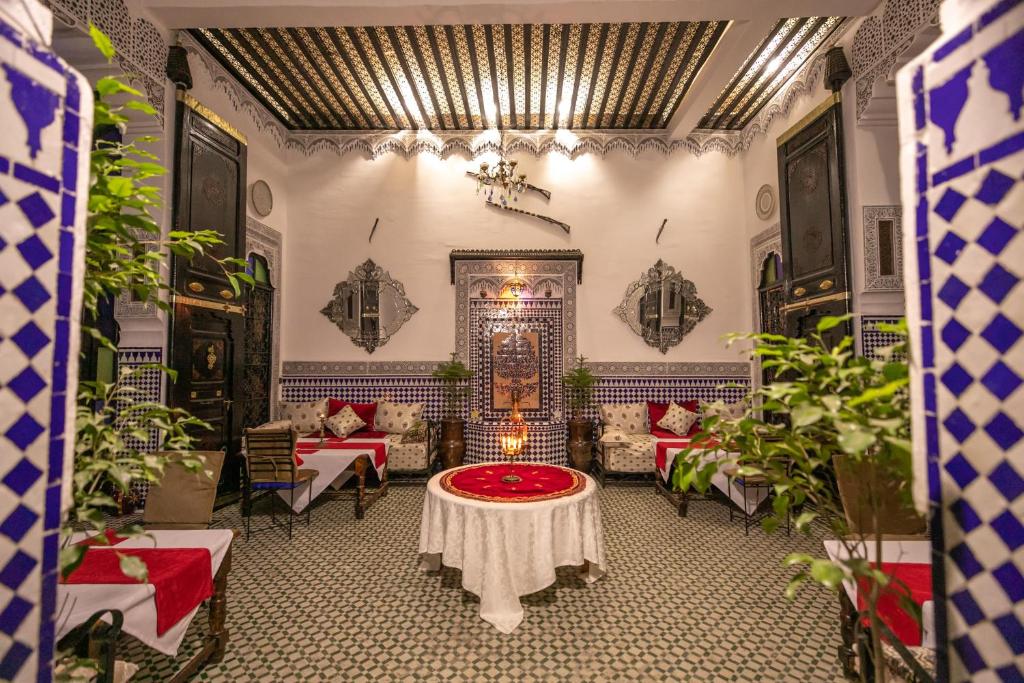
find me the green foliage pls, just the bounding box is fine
[674,316,915,681]
[63,27,250,580]
[433,352,474,419]
[562,355,599,419]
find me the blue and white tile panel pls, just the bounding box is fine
[0,9,92,682]
[117,347,163,452]
[898,1,1024,679]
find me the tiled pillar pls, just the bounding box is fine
[0,2,92,681]
[898,1,1024,680]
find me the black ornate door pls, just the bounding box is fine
[168,96,247,495]
[777,99,851,345]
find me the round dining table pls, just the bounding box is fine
[418,462,607,633]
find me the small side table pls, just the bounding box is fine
[723,465,787,535]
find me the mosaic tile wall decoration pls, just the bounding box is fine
[0,6,92,680]
[898,1,1024,679]
[860,315,905,359]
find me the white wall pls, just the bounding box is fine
[280,147,750,363]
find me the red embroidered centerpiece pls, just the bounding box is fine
[441,464,586,502]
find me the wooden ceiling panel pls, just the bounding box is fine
[192,21,728,131]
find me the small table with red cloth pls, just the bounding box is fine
[824,538,936,677]
[292,431,390,518]
[57,529,233,679]
[419,463,607,633]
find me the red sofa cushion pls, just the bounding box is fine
[327,399,378,429]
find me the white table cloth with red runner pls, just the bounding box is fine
[419,464,606,633]
[56,529,233,656]
[655,440,768,515]
[288,433,389,513]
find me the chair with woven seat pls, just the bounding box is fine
[243,428,318,539]
[143,450,225,530]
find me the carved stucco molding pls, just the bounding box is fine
[280,359,752,378]
[863,205,904,292]
[44,0,169,126]
[852,0,941,121]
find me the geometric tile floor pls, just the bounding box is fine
[116,485,844,681]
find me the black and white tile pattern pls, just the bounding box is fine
[118,486,845,682]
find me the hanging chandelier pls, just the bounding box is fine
[475,157,527,206]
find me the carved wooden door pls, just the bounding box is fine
[777,101,851,344]
[168,97,247,495]
[240,255,273,430]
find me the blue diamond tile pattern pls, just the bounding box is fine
[0,14,87,681]
[903,4,1024,679]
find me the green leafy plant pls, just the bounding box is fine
[674,316,917,682]
[433,352,473,419]
[562,354,598,419]
[61,26,253,581]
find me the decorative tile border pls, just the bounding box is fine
[585,361,751,377]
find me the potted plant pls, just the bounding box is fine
[433,352,473,469]
[675,316,923,682]
[562,355,599,471]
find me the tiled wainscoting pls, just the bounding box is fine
[280,361,752,465]
[860,315,905,359]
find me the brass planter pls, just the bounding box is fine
[567,417,593,472]
[440,418,466,470]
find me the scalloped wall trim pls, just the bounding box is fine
[180,23,850,160]
[281,360,751,377]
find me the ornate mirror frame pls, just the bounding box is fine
[320,259,418,354]
[613,259,712,353]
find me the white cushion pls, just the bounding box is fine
[279,398,328,433]
[250,419,293,432]
[599,402,648,434]
[657,401,698,436]
[375,401,425,434]
[325,405,366,438]
[599,427,630,444]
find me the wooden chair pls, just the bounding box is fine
[242,428,318,539]
[143,451,225,530]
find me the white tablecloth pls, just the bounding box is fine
[285,435,388,512]
[418,464,607,633]
[56,529,234,656]
[658,446,768,515]
[823,538,935,648]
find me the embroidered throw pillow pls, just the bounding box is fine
[279,398,328,434]
[376,401,425,434]
[401,419,428,443]
[325,406,366,438]
[327,399,377,429]
[599,402,648,434]
[657,401,699,436]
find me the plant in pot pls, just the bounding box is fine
[674,316,926,683]
[562,355,599,471]
[433,353,474,469]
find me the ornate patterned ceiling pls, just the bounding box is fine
[697,16,845,130]
[191,23,728,131]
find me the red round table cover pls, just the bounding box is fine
[440,463,586,502]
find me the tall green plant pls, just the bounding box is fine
[433,352,473,419]
[674,316,915,682]
[62,26,252,580]
[562,354,598,419]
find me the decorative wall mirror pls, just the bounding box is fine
[320,259,418,353]
[613,260,711,353]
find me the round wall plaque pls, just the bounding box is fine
[251,179,273,217]
[755,183,776,220]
